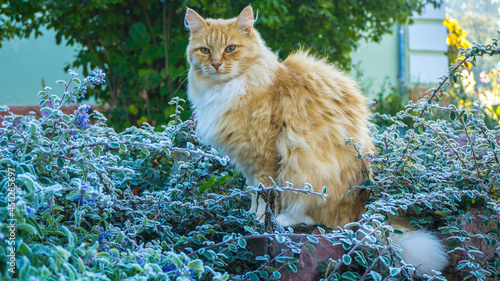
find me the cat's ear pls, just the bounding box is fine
[236,6,255,35]
[185,8,207,34]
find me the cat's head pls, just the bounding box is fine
[185,6,263,83]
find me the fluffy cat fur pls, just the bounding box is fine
[185,6,448,276]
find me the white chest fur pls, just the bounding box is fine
[188,75,247,147]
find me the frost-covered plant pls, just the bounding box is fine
[1,35,500,281]
[0,70,235,280]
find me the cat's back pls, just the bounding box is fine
[279,51,363,103]
[272,51,371,148]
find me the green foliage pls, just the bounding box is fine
[0,0,441,129]
[370,79,414,131]
[2,29,500,281]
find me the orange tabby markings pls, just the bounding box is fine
[186,6,371,228]
[185,6,448,276]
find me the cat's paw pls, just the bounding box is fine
[276,213,315,227]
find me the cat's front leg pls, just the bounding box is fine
[275,196,316,227]
[275,212,316,227]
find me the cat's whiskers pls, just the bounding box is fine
[171,75,189,97]
[167,70,189,85]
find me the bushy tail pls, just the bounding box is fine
[390,227,448,276]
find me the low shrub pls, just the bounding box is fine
[1,36,499,281]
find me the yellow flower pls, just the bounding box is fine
[447,33,457,46]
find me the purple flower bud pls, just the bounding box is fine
[26,206,36,216]
[73,104,91,130]
[81,182,91,190]
[83,69,106,89]
[162,264,177,272]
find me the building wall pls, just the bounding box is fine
[407,4,448,84]
[350,26,400,98]
[0,27,83,106]
[350,3,448,97]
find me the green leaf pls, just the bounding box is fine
[237,238,247,249]
[57,157,64,168]
[288,263,297,273]
[109,142,120,148]
[389,266,401,276]
[354,251,367,267]
[40,107,53,115]
[19,242,33,260]
[197,176,217,195]
[116,233,123,243]
[18,223,38,235]
[97,252,110,258]
[93,164,105,171]
[370,271,382,281]
[17,174,36,193]
[212,173,235,187]
[0,158,17,167]
[255,255,269,261]
[138,145,150,156]
[306,236,319,243]
[66,190,80,201]
[342,254,352,265]
[76,256,85,272]
[341,271,360,281]
[380,256,391,266]
[304,244,315,251]
[275,234,284,243]
[448,240,457,248]
[61,225,75,248]
[188,259,204,271]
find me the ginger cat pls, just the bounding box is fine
[185,6,447,276]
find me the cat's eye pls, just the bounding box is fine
[200,47,210,54]
[225,45,236,53]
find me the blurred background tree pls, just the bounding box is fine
[443,0,500,128]
[0,0,441,130]
[446,0,500,76]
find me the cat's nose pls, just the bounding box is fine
[211,62,222,71]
